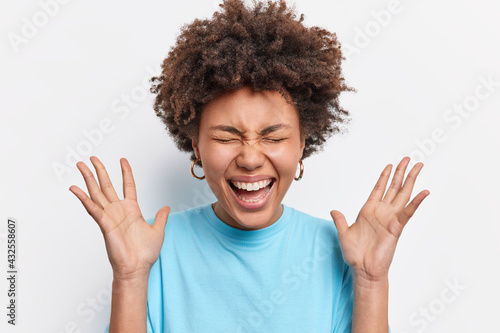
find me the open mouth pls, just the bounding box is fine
[228,179,275,204]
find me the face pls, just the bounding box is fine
[192,86,305,230]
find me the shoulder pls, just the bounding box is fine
[285,205,347,272]
[286,205,338,232]
[285,205,340,244]
[145,205,209,232]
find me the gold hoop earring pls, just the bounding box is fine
[190,158,205,180]
[294,160,304,181]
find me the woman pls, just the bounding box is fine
[69,0,429,332]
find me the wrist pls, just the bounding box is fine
[113,270,151,287]
[112,276,149,299]
[352,271,389,291]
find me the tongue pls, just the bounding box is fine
[234,186,268,201]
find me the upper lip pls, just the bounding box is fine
[227,175,275,182]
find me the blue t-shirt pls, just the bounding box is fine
[106,204,353,332]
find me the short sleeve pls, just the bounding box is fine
[331,263,354,333]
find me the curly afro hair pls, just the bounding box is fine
[150,0,353,161]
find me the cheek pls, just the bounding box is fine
[200,144,238,178]
[263,143,302,176]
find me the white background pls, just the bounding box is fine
[1,0,499,332]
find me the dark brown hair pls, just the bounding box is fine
[150,0,352,161]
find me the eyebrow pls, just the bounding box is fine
[209,124,291,136]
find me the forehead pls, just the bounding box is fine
[200,86,299,129]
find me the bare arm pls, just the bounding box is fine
[351,277,389,332]
[109,275,150,332]
[69,156,169,333]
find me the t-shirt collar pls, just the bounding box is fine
[202,203,291,242]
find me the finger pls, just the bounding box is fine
[399,190,430,226]
[366,164,392,202]
[69,185,105,223]
[382,156,410,203]
[76,161,110,209]
[120,158,137,200]
[392,162,424,209]
[152,206,170,233]
[89,156,120,202]
[330,210,349,235]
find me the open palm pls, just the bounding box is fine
[331,157,430,282]
[69,156,170,281]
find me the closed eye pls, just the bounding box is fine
[214,138,238,143]
[264,138,286,142]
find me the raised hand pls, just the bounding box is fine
[330,156,430,283]
[69,156,170,281]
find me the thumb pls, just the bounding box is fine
[152,206,170,233]
[330,210,348,235]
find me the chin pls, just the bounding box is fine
[235,209,281,230]
[217,195,284,231]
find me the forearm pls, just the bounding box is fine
[351,275,389,333]
[109,275,150,333]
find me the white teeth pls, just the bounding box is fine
[231,179,272,191]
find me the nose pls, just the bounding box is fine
[235,141,265,171]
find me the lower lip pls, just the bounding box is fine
[229,181,275,210]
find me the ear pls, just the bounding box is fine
[192,138,200,160]
[299,135,306,159]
